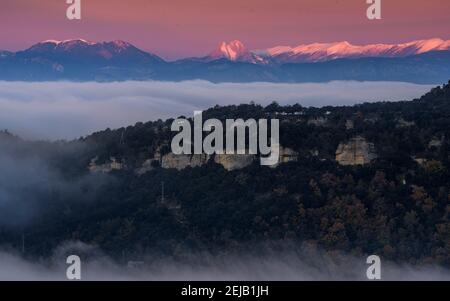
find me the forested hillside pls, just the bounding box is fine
[0,82,449,266]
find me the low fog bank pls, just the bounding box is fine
[0,80,434,140]
[0,241,449,281]
[0,136,108,227]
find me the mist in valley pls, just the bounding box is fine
[0,241,449,281]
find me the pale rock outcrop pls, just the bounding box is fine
[335,137,377,166]
[138,151,255,172]
[89,156,124,173]
[161,153,210,170]
[397,118,415,128]
[412,157,444,172]
[214,153,255,171]
[110,145,300,174]
[345,119,354,130]
[308,117,328,127]
[428,137,444,148]
[413,157,427,166]
[270,147,299,168]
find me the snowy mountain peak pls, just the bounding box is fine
[40,39,95,46]
[20,39,163,63]
[109,40,133,49]
[204,40,270,64]
[210,40,248,61]
[31,39,134,52]
[28,39,96,53]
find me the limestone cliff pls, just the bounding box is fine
[161,153,210,170]
[335,137,377,166]
[105,146,299,174]
[428,136,444,149]
[214,153,255,171]
[270,147,299,168]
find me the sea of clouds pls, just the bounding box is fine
[0,80,436,140]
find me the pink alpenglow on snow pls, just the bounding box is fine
[259,38,450,63]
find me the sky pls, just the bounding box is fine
[0,0,449,59]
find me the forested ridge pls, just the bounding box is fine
[0,81,449,265]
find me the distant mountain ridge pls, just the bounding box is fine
[257,38,450,63]
[189,38,450,64]
[0,38,449,83]
[17,39,165,65]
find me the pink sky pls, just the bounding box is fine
[1,0,449,59]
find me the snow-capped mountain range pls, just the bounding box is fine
[207,38,450,64]
[203,40,267,64]
[10,37,450,64]
[0,38,449,83]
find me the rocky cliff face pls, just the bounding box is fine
[428,136,444,149]
[91,146,299,174]
[397,118,415,128]
[335,137,377,166]
[214,154,255,171]
[158,146,299,171]
[270,147,299,168]
[161,153,210,170]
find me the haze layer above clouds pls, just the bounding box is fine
[0,80,435,140]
